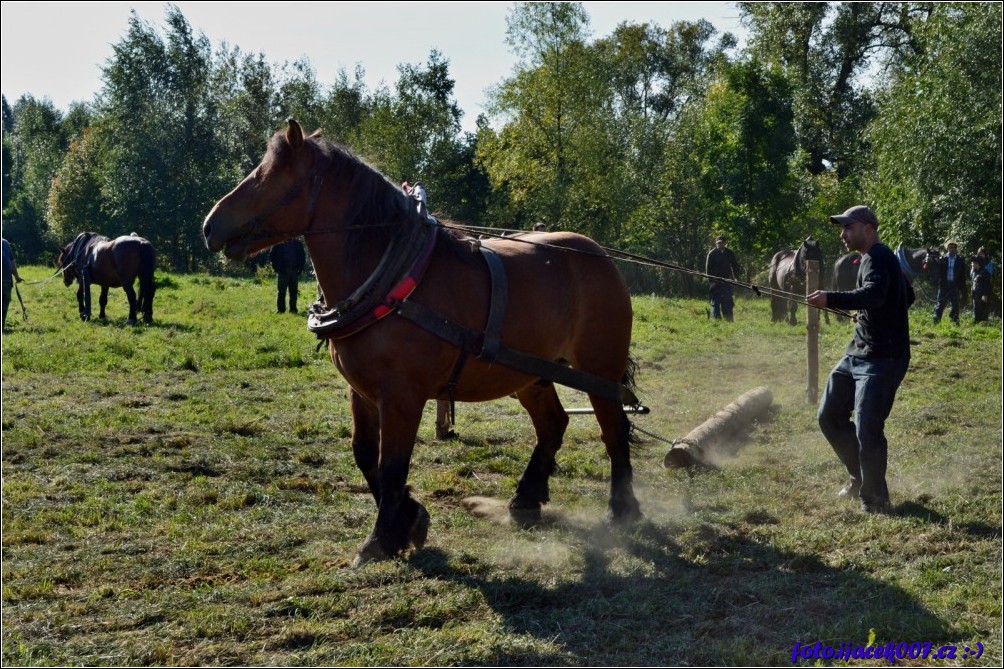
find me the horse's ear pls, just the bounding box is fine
[286,119,304,149]
[309,128,323,139]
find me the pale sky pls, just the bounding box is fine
[1,1,744,132]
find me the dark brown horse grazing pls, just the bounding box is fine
[58,232,156,324]
[768,236,824,325]
[202,120,641,565]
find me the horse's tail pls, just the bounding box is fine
[622,356,644,447]
[138,242,156,318]
[622,355,639,398]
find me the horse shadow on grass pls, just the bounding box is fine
[410,511,957,665]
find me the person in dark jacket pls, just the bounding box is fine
[807,205,914,514]
[3,238,24,328]
[971,256,993,323]
[270,239,307,314]
[705,234,741,321]
[933,240,966,324]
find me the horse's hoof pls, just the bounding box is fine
[351,536,391,567]
[606,501,643,526]
[409,504,430,549]
[507,498,542,527]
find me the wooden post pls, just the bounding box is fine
[806,260,820,404]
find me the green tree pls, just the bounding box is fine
[2,95,68,260]
[684,58,801,258]
[47,126,109,243]
[864,2,1002,251]
[479,2,608,232]
[739,2,926,177]
[352,50,476,221]
[97,6,229,270]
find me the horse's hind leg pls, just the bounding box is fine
[509,382,569,524]
[590,396,641,524]
[122,284,138,324]
[97,286,110,320]
[141,283,155,323]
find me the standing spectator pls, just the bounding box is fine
[411,182,428,217]
[975,247,993,274]
[807,206,914,514]
[2,238,24,328]
[269,239,307,314]
[971,256,994,323]
[933,240,966,325]
[705,234,741,321]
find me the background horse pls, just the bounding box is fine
[768,237,823,325]
[831,252,862,321]
[58,232,156,324]
[202,120,640,565]
[834,245,938,291]
[897,244,939,291]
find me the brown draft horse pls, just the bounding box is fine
[58,232,156,324]
[202,120,641,565]
[768,236,824,325]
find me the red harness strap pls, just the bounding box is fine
[307,221,438,340]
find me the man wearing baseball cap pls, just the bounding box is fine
[807,205,914,514]
[705,234,741,321]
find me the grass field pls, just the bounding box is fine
[2,265,1001,666]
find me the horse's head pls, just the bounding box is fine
[799,236,823,263]
[923,248,940,269]
[56,244,77,286]
[203,119,331,261]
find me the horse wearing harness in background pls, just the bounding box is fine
[833,244,939,297]
[896,245,940,291]
[202,120,641,565]
[57,232,157,324]
[768,237,823,325]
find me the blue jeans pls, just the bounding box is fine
[710,282,734,321]
[817,355,909,504]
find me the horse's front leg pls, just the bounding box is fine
[99,286,110,320]
[509,382,569,525]
[77,281,91,321]
[122,283,138,324]
[353,394,429,567]
[349,388,381,505]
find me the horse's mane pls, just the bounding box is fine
[63,231,105,268]
[285,133,481,267]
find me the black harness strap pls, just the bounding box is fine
[438,245,509,425]
[395,301,639,406]
[478,246,508,362]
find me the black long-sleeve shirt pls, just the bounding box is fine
[826,243,914,359]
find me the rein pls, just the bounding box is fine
[20,263,73,286]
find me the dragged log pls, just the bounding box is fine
[663,387,774,468]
